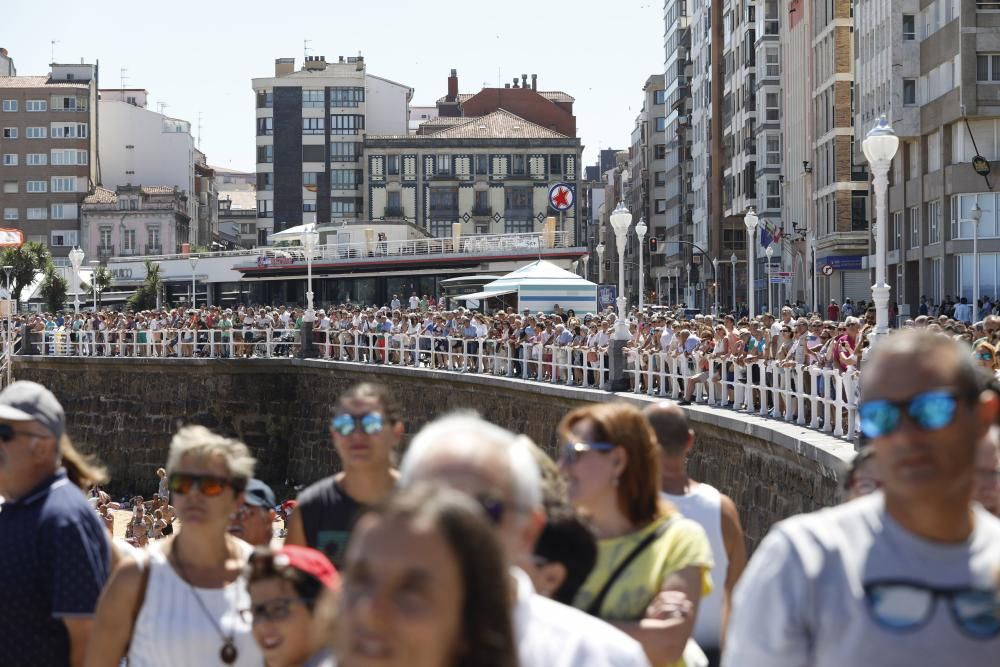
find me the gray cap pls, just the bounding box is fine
[0,381,65,441]
[243,478,276,508]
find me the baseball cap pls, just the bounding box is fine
[274,545,340,590]
[243,478,276,508]
[0,381,65,441]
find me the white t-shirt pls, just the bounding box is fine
[409,296,420,309]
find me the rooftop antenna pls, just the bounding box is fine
[157,100,168,115]
[50,40,59,63]
[197,111,203,148]
[303,39,312,59]
[119,67,128,92]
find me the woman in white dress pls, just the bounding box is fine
[84,426,264,667]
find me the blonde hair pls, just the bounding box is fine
[165,425,256,483]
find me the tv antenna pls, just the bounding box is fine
[50,40,59,63]
[304,39,312,59]
[197,111,203,148]
[120,67,128,91]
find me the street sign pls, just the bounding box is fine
[821,264,834,276]
[597,284,617,312]
[770,276,793,285]
[548,183,574,211]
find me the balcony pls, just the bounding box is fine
[97,245,114,259]
[428,208,459,220]
[120,248,139,257]
[383,206,404,218]
[145,245,162,255]
[472,205,493,217]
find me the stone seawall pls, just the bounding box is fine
[13,356,855,551]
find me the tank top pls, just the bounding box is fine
[297,477,366,568]
[127,540,262,667]
[662,483,728,650]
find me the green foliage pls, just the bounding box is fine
[0,242,51,300]
[81,264,113,302]
[39,265,68,313]
[125,260,163,312]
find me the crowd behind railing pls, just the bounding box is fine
[15,294,1000,442]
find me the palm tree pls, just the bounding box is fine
[0,242,51,301]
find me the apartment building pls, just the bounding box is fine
[854,0,1000,315]
[363,109,581,240]
[0,60,97,263]
[252,55,412,242]
[662,0,693,297]
[80,185,189,261]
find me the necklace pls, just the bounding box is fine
[172,538,240,664]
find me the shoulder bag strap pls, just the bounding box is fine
[124,552,152,664]
[585,515,680,617]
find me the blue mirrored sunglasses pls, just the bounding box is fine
[858,390,962,439]
[559,441,616,465]
[331,411,385,437]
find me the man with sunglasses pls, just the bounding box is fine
[0,381,110,667]
[230,478,278,547]
[724,330,1000,666]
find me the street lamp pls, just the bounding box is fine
[712,257,719,316]
[730,253,738,313]
[972,202,983,315]
[3,265,12,380]
[581,253,590,282]
[635,217,647,311]
[861,114,899,345]
[300,223,320,357]
[765,244,774,317]
[68,246,84,314]
[89,261,100,312]
[188,255,199,308]
[609,202,633,340]
[596,241,606,284]
[744,207,759,317]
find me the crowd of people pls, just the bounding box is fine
[1,326,999,666]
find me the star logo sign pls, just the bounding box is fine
[551,186,571,209]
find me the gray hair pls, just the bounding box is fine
[165,425,256,483]
[400,412,543,511]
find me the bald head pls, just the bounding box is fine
[643,401,693,457]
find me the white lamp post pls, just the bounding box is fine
[68,246,84,314]
[730,253,738,313]
[300,223,320,357]
[89,260,99,312]
[765,244,774,317]
[596,241,606,284]
[744,207,759,317]
[609,202,633,340]
[972,202,983,315]
[581,253,590,282]
[635,217,647,312]
[861,115,899,345]
[188,255,199,308]
[712,257,719,316]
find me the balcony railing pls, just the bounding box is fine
[472,205,493,217]
[383,206,404,218]
[145,245,162,255]
[97,246,114,259]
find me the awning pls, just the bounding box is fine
[458,288,518,300]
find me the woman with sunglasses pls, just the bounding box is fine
[558,402,713,667]
[245,545,339,667]
[85,426,263,667]
[973,341,999,376]
[285,383,404,568]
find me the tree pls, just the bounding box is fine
[39,264,68,313]
[81,265,113,307]
[125,260,163,312]
[0,242,51,301]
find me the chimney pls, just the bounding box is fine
[521,74,528,89]
[274,58,295,77]
[504,83,511,88]
[303,56,327,72]
[447,68,458,102]
[531,74,537,91]
[512,77,520,89]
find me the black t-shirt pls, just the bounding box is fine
[296,477,365,567]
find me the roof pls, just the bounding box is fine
[370,109,568,141]
[0,75,91,89]
[416,116,472,134]
[140,185,176,194]
[219,189,257,211]
[83,187,116,204]
[436,90,575,105]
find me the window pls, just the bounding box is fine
[257,173,273,191]
[851,191,868,231]
[50,230,79,247]
[909,206,920,247]
[27,207,46,220]
[902,14,916,41]
[50,204,77,220]
[3,208,16,221]
[50,123,87,138]
[2,181,16,194]
[303,201,317,212]
[511,154,525,175]
[655,199,667,214]
[26,180,47,193]
[766,134,781,166]
[766,180,781,209]
[504,186,533,215]
[303,118,324,135]
[723,228,747,251]
[764,0,779,34]
[903,79,917,105]
[2,128,15,139]
[386,190,402,213]
[386,155,400,175]
[765,93,780,121]
[655,116,667,132]
[122,229,136,253]
[256,117,273,136]
[2,100,16,112]
[436,154,452,175]
[51,149,87,165]
[303,172,320,189]
[302,145,325,162]
[26,127,46,139]
[302,90,324,108]
[26,100,46,112]
[654,144,667,160]
[654,90,667,105]
[330,142,359,162]
[655,171,666,186]
[257,144,273,163]
[256,90,273,108]
[475,154,489,175]
[505,219,534,234]
[331,198,358,216]
[26,153,47,166]
[147,227,161,251]
[330,114,364,135]
[330,169,362,188]
[765,47,780,78]
[51,176,76,192]
[976,54,1000,82]
[257,199,273,218]
[549,154,562,176]
[429,187,459,215]
[891,211,903,251]
[329,87,365,107]
[474,190,489,213]
[928,199,941,243]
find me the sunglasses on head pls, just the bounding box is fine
[864,580,1000,638]
[559,441,616,465]
[0,422,52,443]
[168,473,240,497]
[331,411,385,437]
[858,389,969,439]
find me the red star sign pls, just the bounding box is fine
[551,186,571,208]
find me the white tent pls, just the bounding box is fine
[461,260,597,314]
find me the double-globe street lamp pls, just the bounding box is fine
[609,202,633,340]
[68,246,84,314]
[89,260,100,312]
[861,115,900,346]
[744,207,759,317]
[596,241,606,284]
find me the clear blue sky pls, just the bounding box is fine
[4,0,663,172]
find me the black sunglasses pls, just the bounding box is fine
[865,580,1000,638]
[0,423,53,443]
[240,597,314,625]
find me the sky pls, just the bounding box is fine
[3,0,664,173]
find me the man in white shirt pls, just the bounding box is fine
[400,414,651,667]
[409,293,420,311]
[390,294,401,311]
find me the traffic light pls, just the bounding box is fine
[604,260,611,273]
[649,237,658,252]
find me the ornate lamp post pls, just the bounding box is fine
[581,253,590,282]
[765,244,774,316]
[861,115,899,345]
[730,253,738,313]
[300,223,320,357]
[609,202,633,340]
[596,241,606,284]
[744,207,759,317]
[712,257,719,316]
[972,202,983,314]
[189,255,199,308]
[635,217,647,311]
[68,246,84,314]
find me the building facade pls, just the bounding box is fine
[252,55,412,240]
[81,185,190,261]
[0,61,97,263]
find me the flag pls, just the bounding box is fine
[760,226,772,248]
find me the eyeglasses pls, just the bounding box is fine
[474,493,518,525]
[240,597,314,625]
[858,390,966,439]
[864,580,1000,639]
[168,473,238,497]
[559,441,616,465]
[331,411,385,437]
[975,352,994,361]
[0,423,53,443]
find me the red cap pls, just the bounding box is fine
[275,545,340,591]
